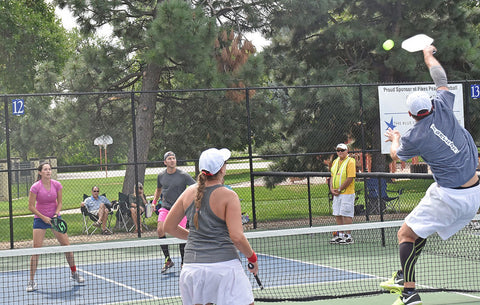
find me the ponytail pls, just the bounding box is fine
[193,172,207,230]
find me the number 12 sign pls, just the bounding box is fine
[12,99,25,116]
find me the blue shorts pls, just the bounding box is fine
[33,216,63,229]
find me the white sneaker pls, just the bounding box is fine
[330,236,343,244]
[71,272,85,284]
[26,280,37,292]
[339,235,354,244]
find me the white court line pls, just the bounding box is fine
[251,252,380,292]
[376,274,480,301]
[257,252,480,302]
[78,268,161,301]
[453,292,480,300]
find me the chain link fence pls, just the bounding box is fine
[1,81,478,248]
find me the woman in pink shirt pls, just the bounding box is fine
[26,162,85,292]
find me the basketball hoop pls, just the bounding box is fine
[94,135,113,177]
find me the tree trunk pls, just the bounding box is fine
[122,63,162,194]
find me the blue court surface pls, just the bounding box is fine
[256,254,374,288]
[1,254,374,305]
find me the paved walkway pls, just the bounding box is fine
[57,161,273,180]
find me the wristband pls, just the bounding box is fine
[153,200,157,205]
[248,251,257,263]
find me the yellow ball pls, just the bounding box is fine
[383,39,394,51]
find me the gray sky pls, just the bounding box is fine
[53,4,270,51]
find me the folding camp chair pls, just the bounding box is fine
[81,194,115,235]
[365,178,403,215]
[116,192,135,232]
[132,196,150,232]
[116,192,149,232]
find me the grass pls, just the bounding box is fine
[0,168,434,243]
[234,178,434,222]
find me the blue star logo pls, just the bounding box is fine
[385,117,396,130]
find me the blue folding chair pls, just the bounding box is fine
[365,178,403,215]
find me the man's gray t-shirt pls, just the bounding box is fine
[157,169,195,209]
[397,90,478,188]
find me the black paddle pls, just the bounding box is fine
[51,216,68,234]
[248,263,264,290]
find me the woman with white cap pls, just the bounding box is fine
[164,148,257,305]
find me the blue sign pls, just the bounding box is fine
[12,99,24,115]
[471,84,480,99]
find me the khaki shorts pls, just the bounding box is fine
[332,193,355,217]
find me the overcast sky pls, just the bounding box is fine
[53,5,270,51]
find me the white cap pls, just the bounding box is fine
[199,148,231,175]
[406,92,432,116]
[336,143,348,150]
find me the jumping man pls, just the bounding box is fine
[383,45,480,305]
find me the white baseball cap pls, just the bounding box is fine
[336,143,348,150]
[199,148,231,175]
[406,92,432,116]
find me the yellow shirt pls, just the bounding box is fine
[330,156,356,194]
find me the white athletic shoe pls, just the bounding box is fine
[330,236,343,244]
[71,272,85,284]
[26,280,37,292]
[339,235,354,244]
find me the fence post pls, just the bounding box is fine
[463,81,470,131]
[377,178,384,222]
[245,88,257,229]
[307,176,312,227]
[4,95,14,249]
[44,156,57,180]
[130,90,141,237]
[359,84,367,173]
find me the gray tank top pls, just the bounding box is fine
[184,184,240,263]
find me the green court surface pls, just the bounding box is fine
[257,291,480,305]
[2,219,478,304]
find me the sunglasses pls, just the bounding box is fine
[93,190,99,192]
[336,149,346,152]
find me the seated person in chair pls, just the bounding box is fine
[81,186,112,235]
[129,182,148,233]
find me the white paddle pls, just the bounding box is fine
[401,34,434,52]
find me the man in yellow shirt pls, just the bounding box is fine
[329,143,356,244]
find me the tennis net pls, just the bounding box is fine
[1,215,479,304]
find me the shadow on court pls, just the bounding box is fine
[36,285,82,302]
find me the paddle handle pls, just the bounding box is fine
[248,262,264,290]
